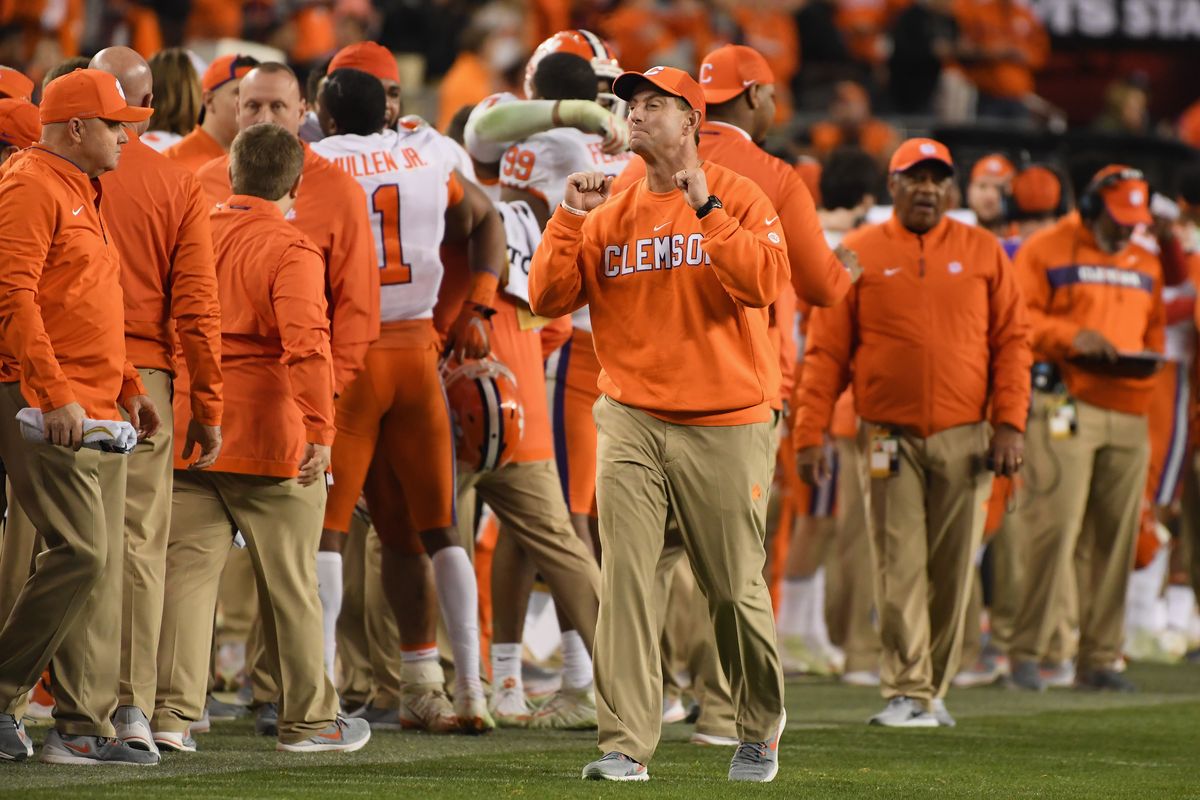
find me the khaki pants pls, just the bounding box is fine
[593,396,782,764]
[656,545,692,706]
[866,422,992,702]
[120,369,174,714]
[336,514,372,708]
[826,435,880,674]
[1011,396,1147,671]
[0,480,38,722]
[0,383,127,735]
[654,543,736,739]
[155,470,337,743]
[457,459,599,648]
[361,519,403,708]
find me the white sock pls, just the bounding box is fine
[560,630,592,690]
[778,575,814,637]
[315,551,342,681]
[805,567,834,650]
[401,644,444,687]
[431,546,482,698]
[491,643,523,690]
[1127,547,1168,632]
[1166,585,1197,633]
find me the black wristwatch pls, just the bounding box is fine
[695,194,723,219]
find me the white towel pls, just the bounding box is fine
[16,407,138,454]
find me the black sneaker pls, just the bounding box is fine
[1075,668,1136,692]
[0,713,28,762]
[255,703,279,736]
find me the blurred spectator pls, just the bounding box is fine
[1178,98,1200,150]
[1094,74,1151,137]
[818,147,879,239]
[437,4,524,132]
[41,56,90,88]
[807,80,898,163]
[187,0,244,41]
[835,0,899,70]
[1007,164,1069,245]
[144,48,203,152]
[954,0,1049,120]
[888,0,959,115]
[599,0,680,73]
[733,0,801,121]
[966,152,1015,235]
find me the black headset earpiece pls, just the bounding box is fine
[1078,167,1145,222]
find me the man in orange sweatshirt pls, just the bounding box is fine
[795,138,1031,728]
[1007,165,1165,693]
[0,69,161,765]
[529,66,788,783]
[163,53,258,173]
[86,47,225,753]
[151,122,370,755]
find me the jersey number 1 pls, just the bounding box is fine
[371,184,412,285]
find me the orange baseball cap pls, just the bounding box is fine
[613,65,706,116]
[698,45,774,105]
[889,137,954,174]
[970,153,1015,183]
[329,41,400,85]
[202,53,256,93]
[1092,164,1152,226]
[39,69,154,125]
[1012,166,1063,215]
[0,98,40,148]
[0,66,33,102]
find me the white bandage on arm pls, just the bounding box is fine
[465,99,612,164]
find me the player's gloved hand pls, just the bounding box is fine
[599,114,630,154]
[448,302,496,360]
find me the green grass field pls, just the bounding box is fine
[7,663,1199,799]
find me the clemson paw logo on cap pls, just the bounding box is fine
[645,66,666,76]
[1129,189,1144,206]
[767,232,781,244]
[919,143,936,155]
[114,80,126,100]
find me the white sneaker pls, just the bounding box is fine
[929,698,956,727]
[153,730,197,753]
[529,686,597,730]
[398,683,458,733]
[489,678,532,728]
[276,716,371,753]
[868,697,938,728]
[453,692,496,735]
[16,719,33,758]
[113,706,159,754]
[691,730,739,746]
[1040,660,1076,689]
[662,695,687,724]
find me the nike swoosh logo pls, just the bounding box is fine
[765,216,778,225]
[653,222,670,231]
[884,268,902,276]
[742,79,756,87]
[72,206,84,216]
[63,741,92,755]
[317,729,345,741]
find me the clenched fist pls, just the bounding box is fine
[674,166,710,210]
[564,171,613,213]
[835,244,864,284]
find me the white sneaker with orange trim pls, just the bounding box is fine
[276,716,370,753]
[489,678,531,727]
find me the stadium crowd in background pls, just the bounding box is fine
[0,0,1198,785]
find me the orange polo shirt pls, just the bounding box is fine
[173,195,334,478]
[614,122,849,309]
[163,126,226,175]
[1015,213,1165,416]
[0,147,145,420]
[100,130,223,426]
[795,214,1031,448]
[529,160,789,426]
[198,143,380,394]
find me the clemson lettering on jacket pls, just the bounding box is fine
[601,233,715,276]
[1047,264,1155,293]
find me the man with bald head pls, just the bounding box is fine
[193,63,377,728]
[81,47,225,753]
[0,68,161,765]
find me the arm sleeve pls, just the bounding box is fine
[792,294,856,449]
[0,177,76,411]
[698,188,790,308]
[778,172,851,307]
[327,178,381,395]
[528,205,593,318]
[1014,243,1080,361]
[273,244,336,446]
[466,98,612,165]
[118,361,148,407]
[987,246,1032,432]
[171,177,224,426]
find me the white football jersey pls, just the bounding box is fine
[312,127,457,322]
[141,130,181,152]
[501,127,633,330]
